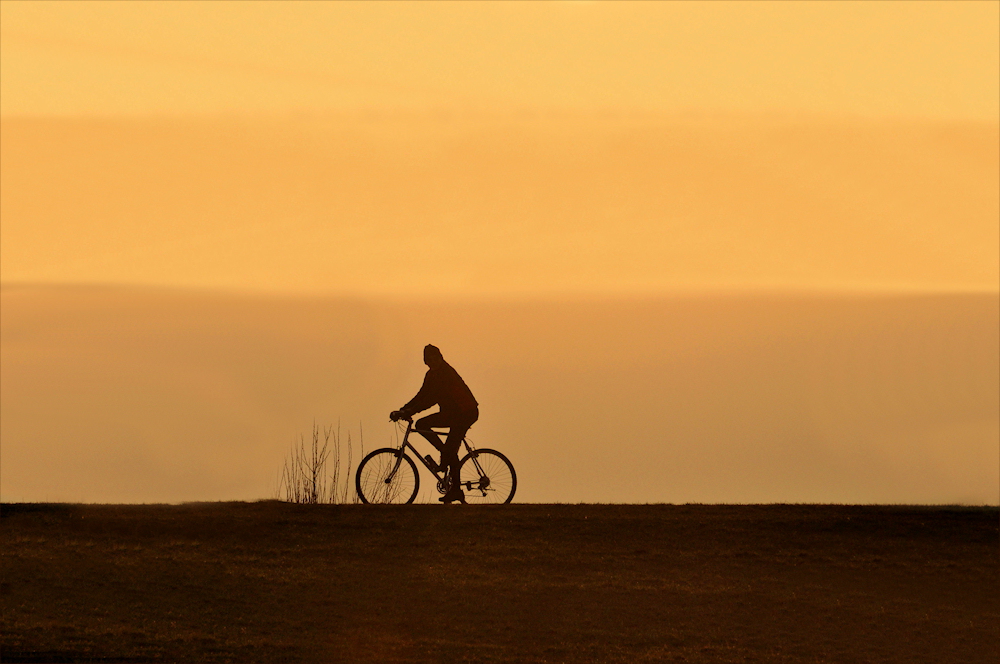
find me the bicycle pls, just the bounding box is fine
[355,416,516,504]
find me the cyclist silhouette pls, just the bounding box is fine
[390,345,479,504]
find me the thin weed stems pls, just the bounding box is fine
[278,422,363,504]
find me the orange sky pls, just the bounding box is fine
[2,1,998,295]
[1,2,998,504]
[2,1,998,119]
[3,287,997,504]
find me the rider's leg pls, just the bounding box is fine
[441,409,478,499]
[414,412,447,455]
[440,426,465,485]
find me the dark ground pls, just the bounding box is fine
[1,503,997,663]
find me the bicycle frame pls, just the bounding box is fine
[362,417,514,503]
[392,418,474,480]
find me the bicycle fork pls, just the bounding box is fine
[384,450,405,484]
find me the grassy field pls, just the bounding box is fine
[2,503,997,663]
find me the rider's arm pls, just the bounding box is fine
[399,369,440,417]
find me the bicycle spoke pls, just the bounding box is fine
[356,449,419,504]
[458,449,516,504]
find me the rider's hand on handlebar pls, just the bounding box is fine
[389,410,410,422]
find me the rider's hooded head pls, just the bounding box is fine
[423,344,445,368]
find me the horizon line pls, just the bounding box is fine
[3,281,998,302]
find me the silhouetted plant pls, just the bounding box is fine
[278,422,363,504]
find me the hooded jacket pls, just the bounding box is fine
[402,346,478,416]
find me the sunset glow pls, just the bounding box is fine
[1,1,997,505]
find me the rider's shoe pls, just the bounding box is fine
[438,488,466,504]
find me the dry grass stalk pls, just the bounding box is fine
[278,422,363,504]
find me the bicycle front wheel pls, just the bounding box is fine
[356,448,420,504]
[458,449,516,504]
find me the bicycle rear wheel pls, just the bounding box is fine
[356,448,420,504]
[457,449,516,504]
